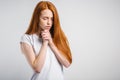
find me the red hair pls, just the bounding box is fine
[25,1,72,64]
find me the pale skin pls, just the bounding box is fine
[20,9,70,73]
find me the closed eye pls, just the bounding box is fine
[43,17,48,20]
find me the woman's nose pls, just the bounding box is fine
[47,19,52,25]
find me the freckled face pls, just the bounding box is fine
[39,9,53,31]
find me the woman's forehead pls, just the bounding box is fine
[40,9,53,17]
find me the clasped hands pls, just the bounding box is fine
[41,30,53,45]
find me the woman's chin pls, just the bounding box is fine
[44,29,50,31]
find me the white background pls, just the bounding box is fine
[0,0,120,80]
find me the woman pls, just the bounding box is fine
[20,1,72,80]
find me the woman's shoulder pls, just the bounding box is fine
[20,34,35,45]
[21,33,37,39]
[20,33,39,41]
[21,33,32,37]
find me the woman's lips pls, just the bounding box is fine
[45,26,51,29]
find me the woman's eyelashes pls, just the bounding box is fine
[43,17,48,20]
[42,17,53,21]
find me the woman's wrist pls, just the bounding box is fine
[49,40,54,46]
[43,40,48,45]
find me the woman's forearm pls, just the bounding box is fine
[33,41,48,73]
[49,42,71,68]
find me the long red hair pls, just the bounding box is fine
[25,1,72,64]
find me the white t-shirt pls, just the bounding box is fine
[20,34,64,80]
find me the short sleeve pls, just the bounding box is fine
[20,34,32,46]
